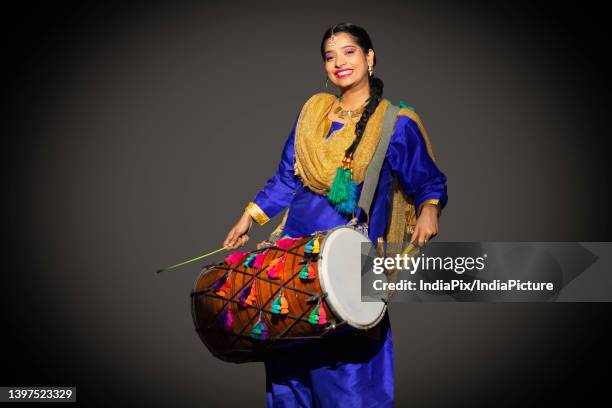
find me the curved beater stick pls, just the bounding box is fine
[156,246,228,274]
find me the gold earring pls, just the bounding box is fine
[325,78,329,88]
[368,65,374,76]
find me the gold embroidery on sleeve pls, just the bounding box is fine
[245,202,270,225]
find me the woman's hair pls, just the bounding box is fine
[320,22,384,158]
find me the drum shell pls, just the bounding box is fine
[191,238,337,363]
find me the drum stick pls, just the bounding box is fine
[156,246,228,274]
[401,242,422,257]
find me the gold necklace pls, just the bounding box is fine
[333,95,370,123]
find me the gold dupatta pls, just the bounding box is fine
[293,92,390,194]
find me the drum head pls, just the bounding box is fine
[318,226,386,330]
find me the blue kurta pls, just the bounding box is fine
[251,110,448,407]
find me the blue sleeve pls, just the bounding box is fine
[386,115,448,212]
[249,115,300,223]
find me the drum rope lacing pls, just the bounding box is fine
[191,235,347,344]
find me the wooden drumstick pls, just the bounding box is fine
[156,246,228,274]
[401,242,422,257]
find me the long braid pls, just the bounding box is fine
[320,22,385,217]
[344,75,384,158]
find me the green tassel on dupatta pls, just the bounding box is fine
[328,167,351,204]
[327,156,358,217]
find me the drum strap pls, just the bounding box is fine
[356,100,401,223]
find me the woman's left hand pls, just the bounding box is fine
[409,204,439,246]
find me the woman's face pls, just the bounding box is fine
[324,32,374,91]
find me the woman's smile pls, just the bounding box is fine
[335,68,354,78]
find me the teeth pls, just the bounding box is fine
[337,70,353,76]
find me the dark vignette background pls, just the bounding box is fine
[3,0,611,406]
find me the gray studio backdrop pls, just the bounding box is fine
[17,1,609,406]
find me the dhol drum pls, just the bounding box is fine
[190,225,387,363]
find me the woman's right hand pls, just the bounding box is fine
[223,211,254,250]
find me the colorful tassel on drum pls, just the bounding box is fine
[318,303,327,324]
[238,279,256,308]
[219,305,234,332]
[212,271,231,297]
[308,300,328,325]
[304,236,320,255]
[267,253,286,279]
[225,251,248,268]
[327,156,358,217]
[250,311,269,340]
[271,288,289,315]
[299,262,309,280]
[244,283,257,307]
[253,249,268,269]
[299,261,316,281]
[312,237,320,254]
[243,253,257,269]
[275,236,300,250]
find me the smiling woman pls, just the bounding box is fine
[222,22,449,407]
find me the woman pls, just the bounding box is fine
[223,23,448,408]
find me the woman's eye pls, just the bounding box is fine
[326,56,334,61]
[346,50,354,54]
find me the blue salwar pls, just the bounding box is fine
[251,110,448,407]
[265,312,394,408]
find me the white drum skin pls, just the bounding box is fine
[318,226,387,330]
